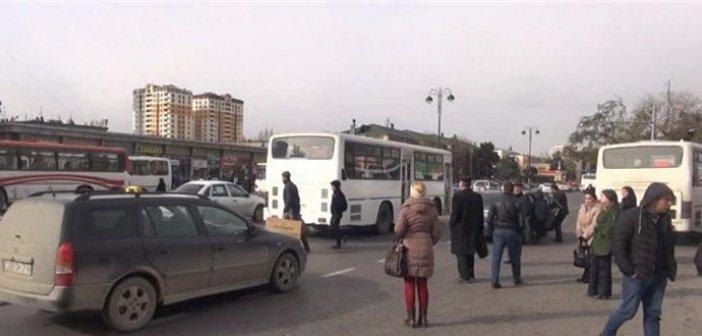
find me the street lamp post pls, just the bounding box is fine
[425,87,455,147]
[521,126,540,184]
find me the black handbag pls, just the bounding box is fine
[573,239,589,269]
[384,240,408,278]
[476,235,488,259]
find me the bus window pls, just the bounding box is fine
[151,160,169,175]
[603,146,683,169]
[131,160,151,175]
[58,152,90,171]
[271,136,335,160]
[694,151,702,187]
[0,149,18,170]
[19,150,56,171]
[92,153,122,172]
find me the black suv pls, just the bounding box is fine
[0,192,306,332]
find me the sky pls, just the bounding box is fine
[2,2,702,156]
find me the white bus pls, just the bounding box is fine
[0,140,129,208]
[264,133,453,234]
[596,140,702,234]
[127,156,172,192]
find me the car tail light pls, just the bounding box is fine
[55,242,75,286]
[681,201,692,219]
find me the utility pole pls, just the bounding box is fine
[521,126,540,184]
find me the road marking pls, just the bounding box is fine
[322,267,355,278]
[377,258,385,263]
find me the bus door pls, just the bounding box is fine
[400,151,413,204]
[444,162,452,213]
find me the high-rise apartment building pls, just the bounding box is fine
[193,93,244,144]
[133,84,244,143]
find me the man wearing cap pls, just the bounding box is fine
[283,171,310,252]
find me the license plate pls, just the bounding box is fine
[3,260,32,276]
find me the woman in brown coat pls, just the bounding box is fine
[394,181,442,328]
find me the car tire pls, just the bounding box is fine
[375,203,393,235]
[253,205,264,223]
[102,277,158,332]
[270,252,300,293]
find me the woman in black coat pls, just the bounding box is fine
[620,186,637,212]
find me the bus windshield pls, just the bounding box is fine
[271,136,335,160]
[602,146,683,169]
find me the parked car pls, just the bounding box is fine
[472,180,500,192]
[0,191,306,332]
[175,181,266,222]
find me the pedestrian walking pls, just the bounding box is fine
[156,178,167,192]
[575,189,601,283]
[394,182,442,328]
[449,177,484,283]
[587,190,618,299]
[487,181,524,289]
[551,184,570,243]
[601,182,677,336]
[283,171,311,253]
[330,180,348,249]
[620,186,637,212]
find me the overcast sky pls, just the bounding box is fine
[2,2,702,155]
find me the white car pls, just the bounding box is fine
[174,181,266,222]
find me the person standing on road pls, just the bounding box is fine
[513,181,534,242]
[449,177,484,283]
[551,184,570,243]
[394,182,442,329]
[575,189,601,283]
[330,180,348,249]
[620,186,637,212]
[156,178,167,192]
[531,190,549,240]
[588,190,618,299]
[283,171,310,253]
[487,181,524,289]
[601,182,677,336]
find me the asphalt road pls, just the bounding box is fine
[1,194,700,336]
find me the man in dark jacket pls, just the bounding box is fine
[487,181,524,289]
[449,177,484,283]
[282,171,310,252]
[513,181,534,242]
[283,171,301,220]
[550,184,569,243]
[601,182,677,336]
[330,180,348,249]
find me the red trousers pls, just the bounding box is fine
[404,277,428,311]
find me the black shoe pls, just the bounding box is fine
[331,244,341,249]
[454,278,468,284]
[417,308,428,328]
[597,295,610,300]
[491,283,502,289]
[514,279,524,286]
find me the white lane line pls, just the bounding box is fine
[377,258,385,264]
[321,267,356,278]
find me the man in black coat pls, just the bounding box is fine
[550,183,569,243]
[449,177,484,283]
[330,180,348,249]
[601,182,677,336]
[282,171,310,252]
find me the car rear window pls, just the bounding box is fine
[0,200,65,244]
[174,184,205,195]
[73,207,136,241]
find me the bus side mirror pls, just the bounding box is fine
[341,169,348,181]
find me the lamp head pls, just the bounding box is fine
[447,94,455,102]
[425,96,433,104]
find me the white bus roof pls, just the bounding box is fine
[600,140,702,149]
[270,132,453,156]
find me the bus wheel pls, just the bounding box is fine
[75,185,94,194]
[375,203,393,235]
[433,198,442,216]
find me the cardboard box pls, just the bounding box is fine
[265,217,303,240]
